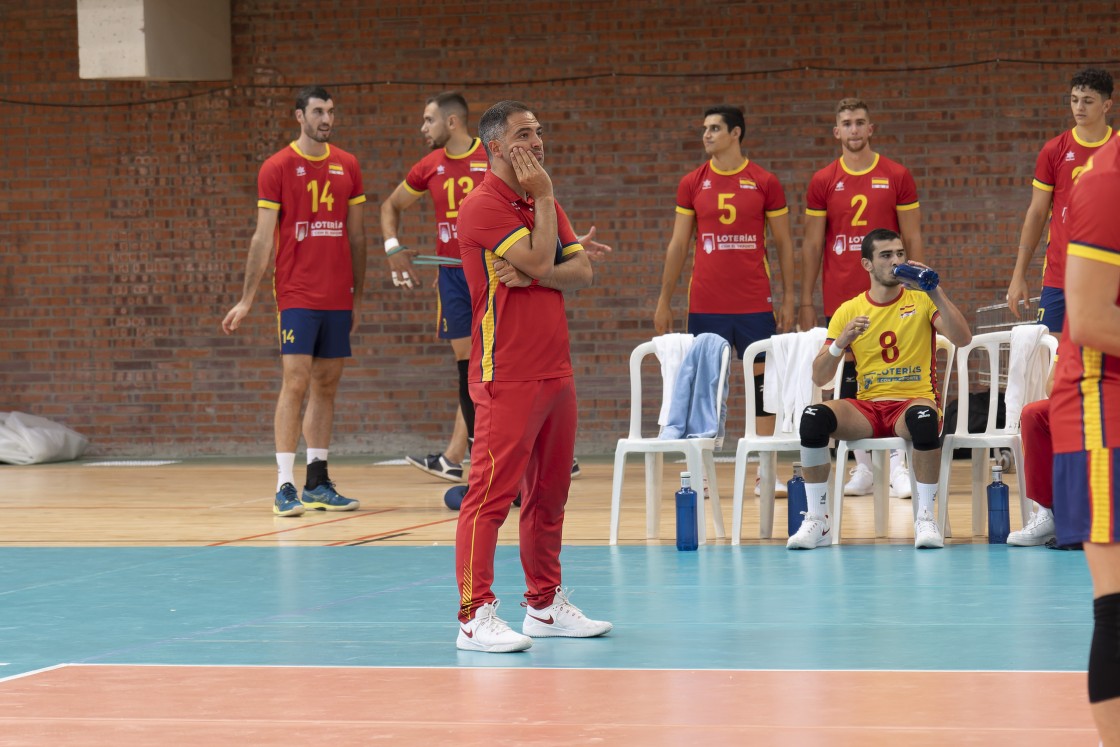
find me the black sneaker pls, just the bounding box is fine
[1045,537,1084,551]
[571,459,581,479]
[405,453,464,483]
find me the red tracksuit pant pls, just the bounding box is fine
[456,376,577,623]
[1020,398,1052,509]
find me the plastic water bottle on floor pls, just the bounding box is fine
[987,464,1010,544]
[675,472,698,551]
[787,463,807,537]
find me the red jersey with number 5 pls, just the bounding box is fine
[404,138,490,259]
[258,142,366,311]
[675,158,788,314]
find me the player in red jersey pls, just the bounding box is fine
[452,101,611,653]
[222,86,366,517]
[380,93,488,483]
[1050,135,1120,746]
[799,98,925,501]
[1008,68,1115,332]
[654,105,795,494]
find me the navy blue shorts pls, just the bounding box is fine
[688,311,775,360]
[437,265,472,340]
[1037,286,1065,334]
[277,308,352,358]
[1054,449,1120,546]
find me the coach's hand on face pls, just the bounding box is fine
[509,146,553,201]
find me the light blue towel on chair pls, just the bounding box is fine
[659,333,730,441]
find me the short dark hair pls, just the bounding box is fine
[703,105,745,143]
[861,228,902,260]
[835,97,870,118]
[427,91,469,122]
[479,100,533,157]
[295,85,332,113]
[1071,68,1114,99]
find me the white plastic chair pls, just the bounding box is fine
[730,333,837,543]
[609,339,730,545]
[831,334,956,543]
[936,330,1057,537]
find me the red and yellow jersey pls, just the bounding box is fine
[806,154,919,315]
[457,171,584,383]
[675,158,788,314]
[257,142,366,311]
[827,288,942,405]
[1051,137,1120,453]
[403,137,490,258]
[1033,127,1117,289]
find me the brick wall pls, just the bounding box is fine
[0,0,1105,456]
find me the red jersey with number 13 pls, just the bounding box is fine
[403,137,490,259]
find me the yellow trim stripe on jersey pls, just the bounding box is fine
[258,199,281,210]
[1079,347,1105,450]
[491,226,530,258]
[675,205,697,216]
[560,241,584,258]
[710,158,749,176]
[348,194,367,206]
[1069,241,1120,267]
[1031,178,1055,192]
[402,181,425,196]
[478,250,503,382]
[765,206,790,218]
[1072,126,1114,148]
[289,142,330,161]
[840,153,880,176]
[897,201,920,212]
[1089,448,1112,544]
[805,207,827,217]
[446,138,483,160]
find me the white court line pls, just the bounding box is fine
[0,663,70,684]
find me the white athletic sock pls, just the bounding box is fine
[277,452,296,490]
[916,481,937,517]
[307,448,328,464]
[805,482,829,517]
[855,450,872,469]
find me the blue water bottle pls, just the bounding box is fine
[675,472,698,551]
[787,463,808,537]
[892,263,939,291]
[987,464,1010,544]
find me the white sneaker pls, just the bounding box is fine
[786,513,832,549]
[889,467,912,499]
[523,587,613,638]
[914,510,944,549]
[456,600,533,653]
[754,477,789,498]
[844,464,874,495]
[1008,508,1056,547]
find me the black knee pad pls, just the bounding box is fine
[905,405,940,451]
[840,360,858,400]
[457,359,475,439]
[799,405,837,449]
[1090,592,1120,703]
[753,371,770,417]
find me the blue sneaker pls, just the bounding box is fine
[274,483,305,517]
[301,481,359,511]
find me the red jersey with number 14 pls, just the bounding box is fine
[806,154,919,315]
[1032,127,1117,290]
[676,158,788,315]
[258,142,366,311]
[1051,136,1120,453]
[403,137,490,259]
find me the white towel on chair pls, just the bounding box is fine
[1005,324,1048,429]
[653,333,695,427]
[763,327,828,434]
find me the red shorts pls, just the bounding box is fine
[848,399,937,438]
